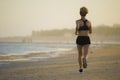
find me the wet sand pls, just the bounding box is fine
[0,44,120,80]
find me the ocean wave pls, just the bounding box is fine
[0,48,73,62]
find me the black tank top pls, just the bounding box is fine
[78,19,89,31]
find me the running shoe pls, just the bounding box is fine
[83,58,87,68]
[79,69,83,73]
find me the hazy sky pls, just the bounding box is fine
[0,0,120,37]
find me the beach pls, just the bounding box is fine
[0,44,120,80]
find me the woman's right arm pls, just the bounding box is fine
[89,21,92,34]
[75,20,78,35]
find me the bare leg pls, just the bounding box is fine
[83,44,89,58]
[77,45,83,69]
[83,45,89,68]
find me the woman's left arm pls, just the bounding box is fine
[75,20,78,35]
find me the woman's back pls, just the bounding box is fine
[76,19,91,36]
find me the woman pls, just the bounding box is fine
[75,7,92,73]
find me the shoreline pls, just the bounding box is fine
[0,44,120,80]
[0,43,107,62]
[0,44,119,62]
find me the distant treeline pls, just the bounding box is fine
[91,25,120,41]
[32,29,74,37]
[31,25,120,42]
[0,25,119,43]
[93,25,120,36]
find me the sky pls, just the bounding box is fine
[0,0,120,37]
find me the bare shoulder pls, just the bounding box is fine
[86,20,92,26]
[76,19,82,24]
[87,20,91,24]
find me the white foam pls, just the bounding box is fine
[0,62,10,66]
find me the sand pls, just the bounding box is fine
[0,44,120,80]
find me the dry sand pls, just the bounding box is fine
[0,44,120,80]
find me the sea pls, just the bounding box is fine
[0,42,76,62]
[0,41,119,63]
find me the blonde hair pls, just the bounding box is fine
[80,7,88,16]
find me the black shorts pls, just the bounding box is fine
[76,36,91,46]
